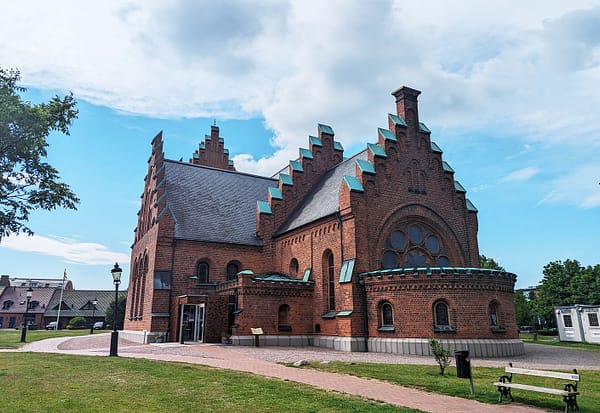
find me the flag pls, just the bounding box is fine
[63,269,67,280]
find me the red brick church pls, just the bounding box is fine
[123,86,523,357]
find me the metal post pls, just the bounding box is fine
[20,293,31,343]
[90,298,97,335]
[109,282,119,356]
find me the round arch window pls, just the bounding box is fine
[381,222,449,269]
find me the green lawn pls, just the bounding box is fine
[0,353,420,413]
[0,329,89,349]
[520,334,600,351]
[297,361,597,412]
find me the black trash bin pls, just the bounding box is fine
[455,350,471,378]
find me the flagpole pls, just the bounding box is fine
[55,269,66,330]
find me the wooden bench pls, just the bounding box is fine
[494,363,580,413]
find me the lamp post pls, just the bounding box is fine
[109,263,122,356]
[20,287,33,343]
[89,297,98,335]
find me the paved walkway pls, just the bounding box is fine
[11,334,598,413]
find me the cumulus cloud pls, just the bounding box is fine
[1,0,599,179]
[0,234,130,265]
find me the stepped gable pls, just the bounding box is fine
[134,131,166,242]
[189,125,236,170]
[256,123,345,238]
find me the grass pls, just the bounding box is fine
[296,361,598,412]
[0,329,89,349]
[0,353,421,413]
[520,333,600,351]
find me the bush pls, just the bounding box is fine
[429,338,451,376]
[67,316,87,330]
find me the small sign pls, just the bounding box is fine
[251,328,263,335]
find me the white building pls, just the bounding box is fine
[555,305,600,344]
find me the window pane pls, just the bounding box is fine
[382,304,393,326]
[382,251,398,269]
[435,302,449,326]
[489,302,498,326]
[563,314,573,327]
[390,231,406,251]
[588,313,599,327]
[198,262,209,283]
[426,235,440,254]
[409,225,423,245]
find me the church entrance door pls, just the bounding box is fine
[179,303,205,343]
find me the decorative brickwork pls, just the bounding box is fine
[124,86,522,357]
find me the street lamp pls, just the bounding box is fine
[20,287,33,343]
[109,263,122,357]
[89,297,98,335]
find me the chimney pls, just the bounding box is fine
[391,86,421,133]
[0,275,9,287]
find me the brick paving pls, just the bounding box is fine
[12,334,596,412]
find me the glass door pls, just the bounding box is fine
[179,304,205,343]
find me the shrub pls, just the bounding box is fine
[429,338,451,376]
[67,316,87,330]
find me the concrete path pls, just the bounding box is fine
[10,334,595,413]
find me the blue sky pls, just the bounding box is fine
[1,1,599,290]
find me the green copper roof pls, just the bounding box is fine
[454,181,466,193]
[218,137,224,143]
[224,148,229,154]
[336,310,353,317]
[193,153,199,159]
[290,160,303,172]
[356,159,375,174]
[367,143,387,158]
[257,200,272,214]
[269,187,283,200]
[388,113,407,127]
[302,268,311,281]
[343,175,364,192]
[442,161,454,173]
[199,143,205,150]
[228,160,234,166]
[309,136,322,147]
[378,128,397,142]
[466,198,478,212]
[318,123,334,135]
[339,258,356,283]
[431,141,443,154]
[280,173,293,186]
[334,141,344,151]
[253,273,313,284]
[419,122,431,133]
[299,147,313,159]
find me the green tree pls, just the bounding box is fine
[0,67,79,241]
[479,255,506,271]
[513,290,533,327]
[105,295,127,329]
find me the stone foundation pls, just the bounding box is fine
[120,329,167,344]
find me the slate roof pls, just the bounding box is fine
[0,286,55,315]
[163,160,278,246]
[44,290,126,318]
[276,149,369,235]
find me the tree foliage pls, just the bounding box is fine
[479,255,506,271]
[0,67,79,241]
[105,295,127,330]
[429,338,451,376]
[535,260,600,326]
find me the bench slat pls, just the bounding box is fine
[505,367,579,381]
[493,382,579,396]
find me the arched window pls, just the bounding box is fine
[382,303,394,326]
[323,250,335,311]
[226,261,239,281]
[197,261,210,283]
[381,222,450,269]
[289,258,299,277]
[278,304,291,331]
[489,302,498,326]
[434,301,450,327]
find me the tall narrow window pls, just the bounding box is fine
[197,261,210,283]
[289,258,299,277]
[327,251,335,310]
[278,304,291,331]
[434,301,449,327]
[489,302,498,326]
[226,262,239,281]
[382,303,393,326]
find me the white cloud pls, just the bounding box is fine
[538,163,600,208]
[0,234,130,265]
[1,1,600,176]
[499,167,541,183]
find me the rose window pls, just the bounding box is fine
[382,223,450,269]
